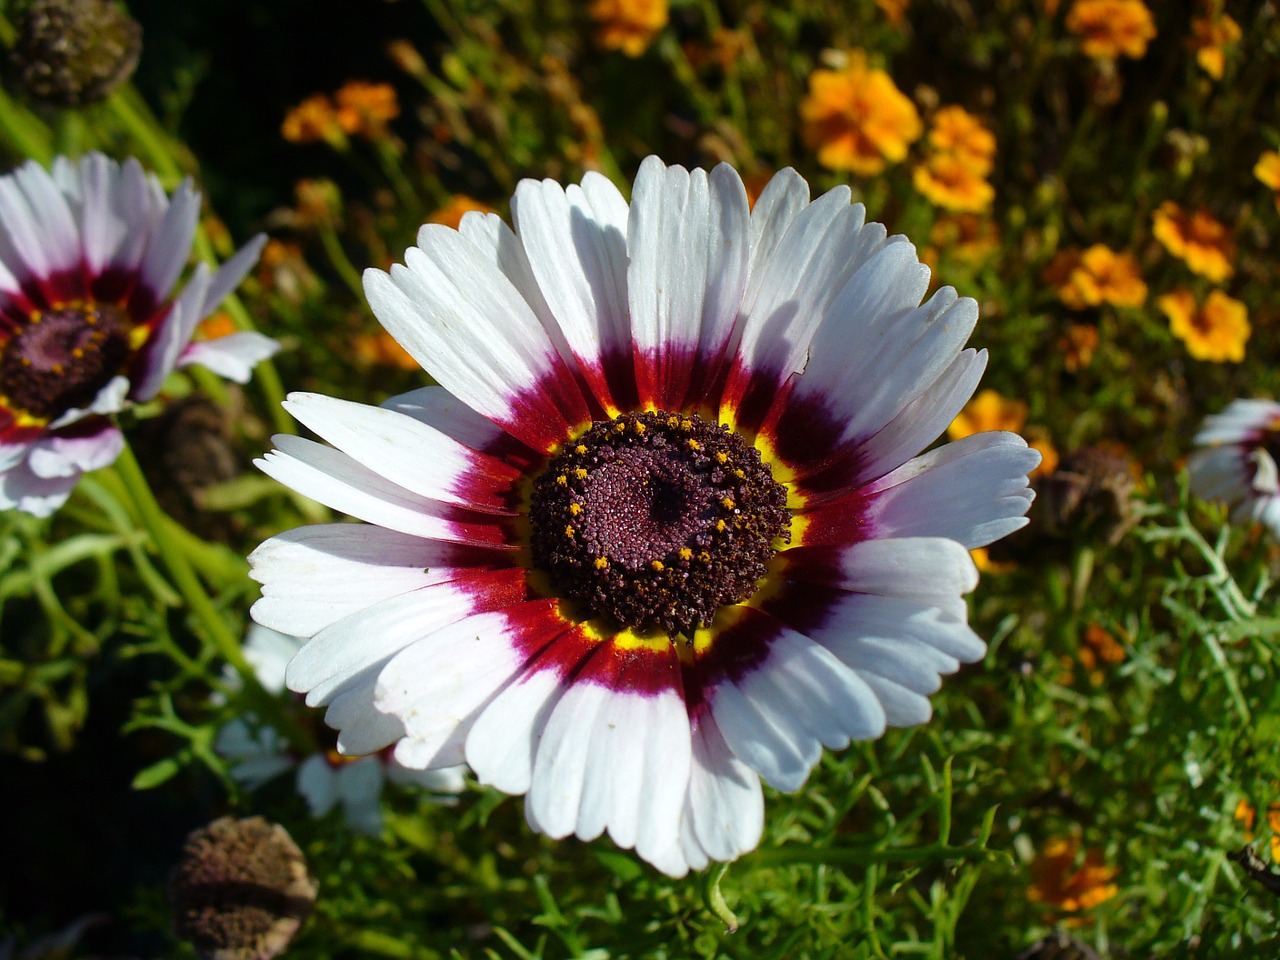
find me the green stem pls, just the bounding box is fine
[111,440,316,753]
[105,87,183,181]
[318,222,367,302]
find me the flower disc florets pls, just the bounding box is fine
[0,302,131,421]
[530,410,790,636]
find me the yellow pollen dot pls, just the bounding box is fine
[573,467,589,480]
[568,502,582,515]
[666,416,679,428]
[556,474,568,486]
[698,550,712,562]
[715,452,728,464]
[613,422,625,433]
[721,497,736,510]
[594,556,609,569]
[715,519,727,532]
[677,547,693,561]
[52,364,63,374]
[564,525,575,537]
[72,348,84,359]
[680,419,692,430]
[575,444,588,455]
[633,422,646,435]
[734,469,745,479]
[687,439,702,451]
[649,560,665,571]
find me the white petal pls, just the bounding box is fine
[467,663,568,796]
[285,579,483,706]
[296,754,339,816]
[336,758,386,833]
[25,425,124,479]
[381,385,514,454]
[683,715,764,864]
[855,432,1038,548]
[282,392,517,513]
[627,158,750,408]
[254,435,513,546]
[242,624,303,694]
[137,180,199,303]
[249,522,500,639]
[709,616,886,792]
[177,331,280,383]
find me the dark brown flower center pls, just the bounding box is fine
[0,302,131,422]
[530,411,791,638]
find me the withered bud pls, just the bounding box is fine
[169,816,317,960]
[1037,445,1138,545]
[8,0,142,108]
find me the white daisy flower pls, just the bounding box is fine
[216,624,466,835]
[249,157,1038,875]
[1188,399,1280,535]
[0,152,277,516]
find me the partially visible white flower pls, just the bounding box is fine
[1188,399,1280,536]
[216,624,466,834]
[0,152,276,516]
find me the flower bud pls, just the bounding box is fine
[8,0,142,107]
[169,816,317,960]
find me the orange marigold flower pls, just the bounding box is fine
[1152,202,1235,282]
[1191,13,1241,80]
[1083,622,1126,665]
[1059,322,1099,372]
[913,153,994,212]
[589,0,669,57]
[1045,245,1147,310]
[927,106,996,176]
[1235,799,1280,859]
[1028,836,1119,915]
[334,81,399,137]
[428,195,497,230]
[875,0,910,25]
[800,51,922,176]
[196,312,238,341]
[1157,287,1249,363]
[1027,429,1060,478]
[281,93,343,145]
[928,214,1000,265]
[1065,0,1156,60]
[948,389,1027,441]
[971,547,1016,574]
[1255,151,1280,211]
[353,329,420,371]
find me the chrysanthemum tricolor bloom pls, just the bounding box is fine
[251,157,1038,875]
[1189,400,1280,536]
[0,152,274,516]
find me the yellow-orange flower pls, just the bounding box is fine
[427,195,497,230]
[927,106,996,176]
[1157,288,1249,363]
[1152,202,1235,282]
[1028,836,1120,915]
[281,93,344,145]
[928,214,1000,265]
[1059,322,1099,372]
[800,52,922,176]
[1235,799,1280,859]
[1257,151,1280,191]
[971,548,1016,574]
[1065,0,1156,60]
[1027,429,1060,478]
[948,389,1027,441]
[913,154,995,212]
[589,0,669,57]
[1044,245,1147,310]
[1191,13,1241,80]
[875,0,910,25]
[196,312,238,341]
[334,81,399,137]
[354,329,420,371]
[1255,151,1280,211]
